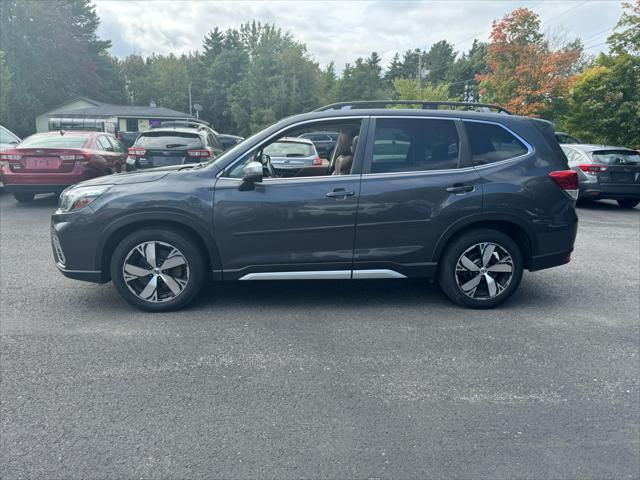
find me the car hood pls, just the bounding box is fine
[74,169,174,188]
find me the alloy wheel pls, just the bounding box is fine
[455,242,514,300]
[122,241,190,303]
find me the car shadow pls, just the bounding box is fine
[1,192,59,209]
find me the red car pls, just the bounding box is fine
[0,130,127,202]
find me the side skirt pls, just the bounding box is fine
[238,269,407,281]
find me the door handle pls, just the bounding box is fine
[446,184,475,194]
[326,189,356,199]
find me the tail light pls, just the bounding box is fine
[0,153,21,161]
[549,170,579,200]
[313,156,323,165]
[186,149,212,158]
[128,147,146,156]
[578,164,607,173]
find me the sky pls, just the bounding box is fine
[94,0,624,70]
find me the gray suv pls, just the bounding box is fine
[51,101,579,312]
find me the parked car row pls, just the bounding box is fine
[0,122,244,202]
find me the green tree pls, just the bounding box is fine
[0,51,12,123]
[333,52,388,101]
[447,40,488,100]
[607,0,640,56]
[0,0,125,136]
[393,78,455,102]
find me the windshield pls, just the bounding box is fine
[264,141,315,158]
[19,134,89,148]
[136,132,203,149]
[592,150,640,165]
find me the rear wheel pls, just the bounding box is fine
[13,193,34,203]
[110,228,205,312]
[617,198,639,209]
[438,229,523,309]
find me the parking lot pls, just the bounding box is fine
[0,191,638,478]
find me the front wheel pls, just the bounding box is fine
[617,198,639,209]
[438,229,524,309]
[110,228,205,312]
[13,193,35,202]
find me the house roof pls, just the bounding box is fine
[43,96,105,115]
[44,97,196,120]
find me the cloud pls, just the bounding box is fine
[94,0,622,69]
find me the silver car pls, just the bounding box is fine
[264,137,322,176]
[560,143,640,208]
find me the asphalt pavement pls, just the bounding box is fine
[1,191,639,479]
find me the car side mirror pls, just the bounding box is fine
[242,161,263,184]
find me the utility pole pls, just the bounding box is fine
[417,55,422,91]
[188,83,193,116]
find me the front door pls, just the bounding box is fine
[212,118,368,280]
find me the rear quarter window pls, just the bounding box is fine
[465,122,529,165]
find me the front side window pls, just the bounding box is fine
[370,118,460,173]
[465,121,529,165]
[224,119,363,179]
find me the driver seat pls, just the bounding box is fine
[333,135,358,175]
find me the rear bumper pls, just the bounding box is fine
[1,166,93,193]
[529,249,573,271]
[3,183,69,194]
[579,183,640,200]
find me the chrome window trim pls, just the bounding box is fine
[462,118,535,168]
[216,174,361,184]
[217,116,368,179]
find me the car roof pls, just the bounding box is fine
[36,130,98,137]
[561,143,637,152]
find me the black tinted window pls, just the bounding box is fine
[465,122,529,165]
[136,132,203,149]
[371,118,460,173]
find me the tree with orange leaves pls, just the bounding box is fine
[477,8,582,118]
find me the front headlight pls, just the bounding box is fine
[58,185,112,212]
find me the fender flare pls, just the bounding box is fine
[430,212,539,263]
[95,211,223,278]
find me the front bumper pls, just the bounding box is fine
[51,216,108,284]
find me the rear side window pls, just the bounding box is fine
[97,136,113,151]
[465,122,529,165]
[135,132,203,149]
[592,150,640,165]
[371,118,460,173]
[18,135,89,149]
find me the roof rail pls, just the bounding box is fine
[151,120,208,129]
[313,100,512,115]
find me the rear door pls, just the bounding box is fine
[353,116,483,277]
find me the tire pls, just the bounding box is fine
[110,228,205,312]
[617,198,639,209]
[13,193,34,202]
[438,228,524,309]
